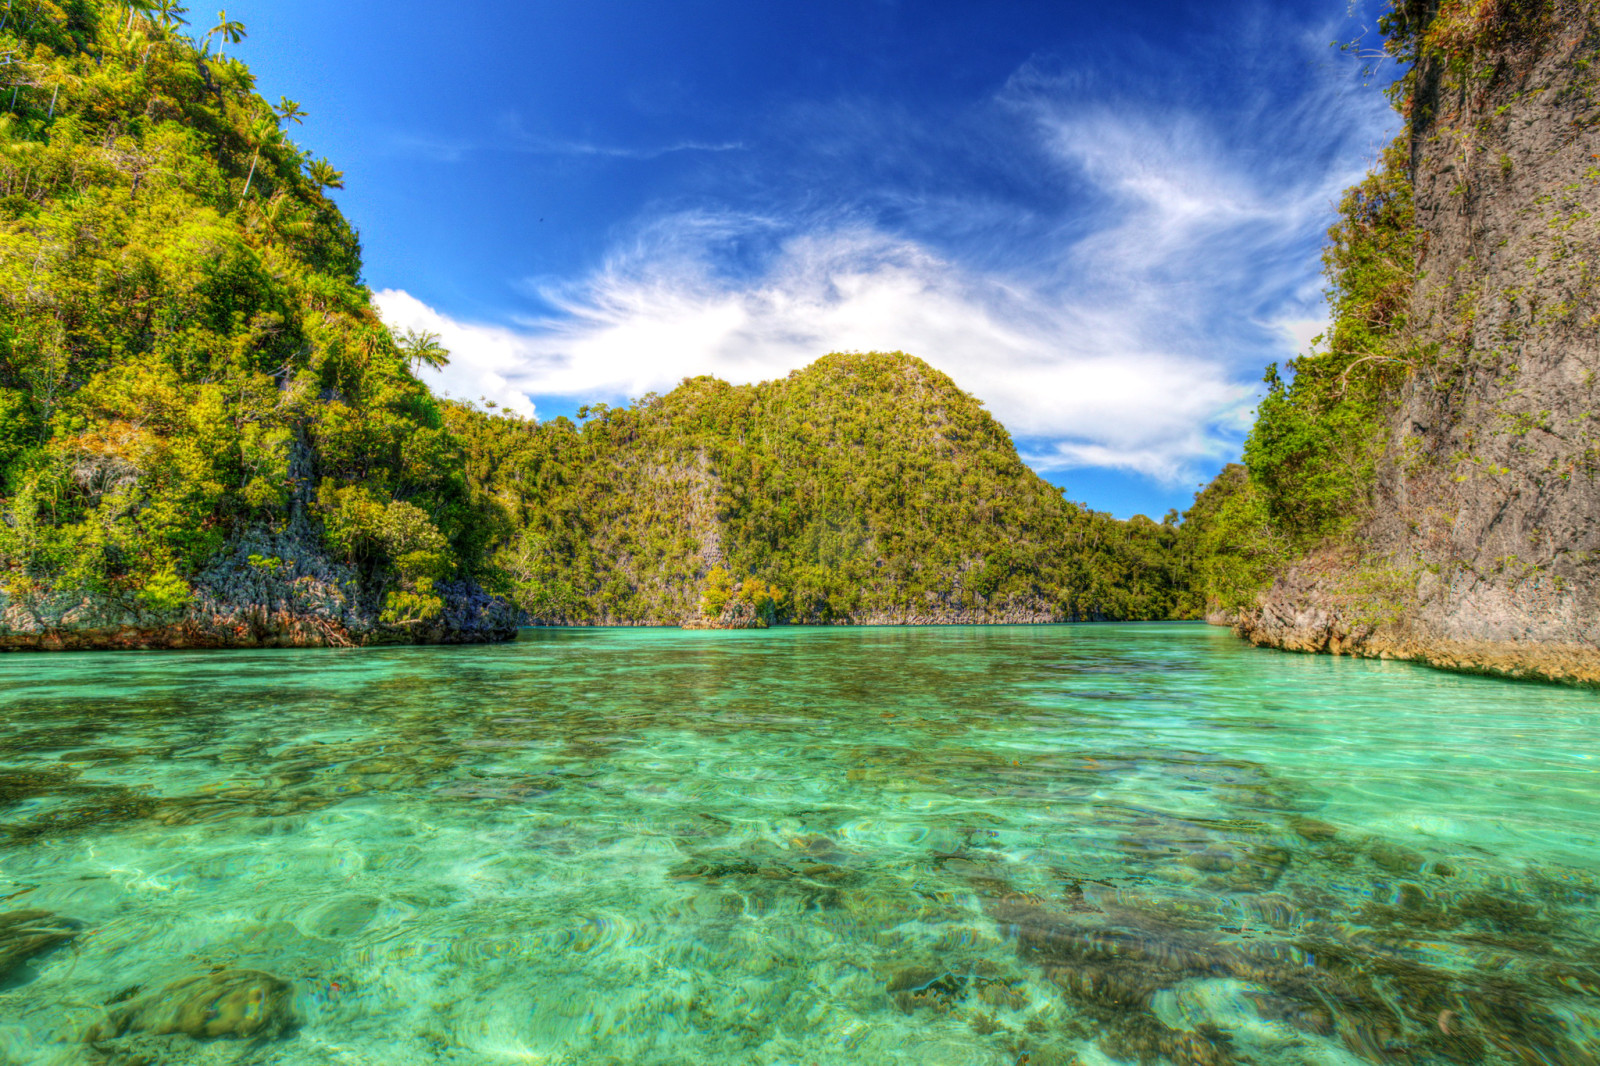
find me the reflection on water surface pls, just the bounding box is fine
[0,624,1597,1064]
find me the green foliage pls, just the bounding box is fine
[1175,465,1288,613]
[735,578,780,624]
[698,566,780,624]
[1380,0,1551,70]
[448,352,1197,625]
[1185,140,1419,611]
[699,564,735,618]
[0,0,477,611]
[1247,140,1417,540]
[380,578,444,625]
[136,566,191,612]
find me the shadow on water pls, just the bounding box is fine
[0,624,1596,1064]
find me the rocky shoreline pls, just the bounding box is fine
[675,608,1071,629]
[0,581,518,651]
[1222,552,1600,686]
[0,526,518,652]
[1230,605,1600,687]
[530,601,1089,629]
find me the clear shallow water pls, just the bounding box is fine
[0,624,1597,1066]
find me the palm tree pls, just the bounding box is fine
[154,0,189,28]
[138,1,187,65]
[249,190,313,243]
[307,157,344,192]
[275,96,305,125]
[124,0,157,32]
[205,10,244,58]
[239,113,279,199]
[212,54,257,97]
[400,329,450,371]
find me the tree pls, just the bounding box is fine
[249,189,314,243]
[400,329,450,371]
[238,113,278,199]
[139,1,188,64]
[205,9,244,57]
[124,0,157,32]
[308,157,344,192]
[154,0,188,28]
[274,96,305,125]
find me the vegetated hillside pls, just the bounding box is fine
[1186,0,1600,683]
[0,2,1197,645]
[0,0,513,647]
[449,352,1195,626]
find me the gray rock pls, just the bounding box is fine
[1239,1,1600,686]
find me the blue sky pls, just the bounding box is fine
[229,0,1400,519]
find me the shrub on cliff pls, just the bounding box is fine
[1186,137,1420,610]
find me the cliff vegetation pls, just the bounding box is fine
[0,0,512,645]
[1186,0,1600,684]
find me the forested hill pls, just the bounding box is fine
[0,0,512,646]
[448,352,1196,626]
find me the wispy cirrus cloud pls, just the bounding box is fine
[517,138,747,160]
[376,10,1398,487]
[385,122,745,164]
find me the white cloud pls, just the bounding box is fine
[1275,316,1328,361]
[376,221,1251,484]
[377,290,538,419]
[375,36,1396,488]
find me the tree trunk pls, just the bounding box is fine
[241,148,259,199]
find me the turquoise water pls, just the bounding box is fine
[1,624,1597,1065]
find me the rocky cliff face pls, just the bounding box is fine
[0,521,517,651]
[1240,0,1600,683]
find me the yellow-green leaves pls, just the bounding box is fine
[0,0,476,611]
[136,566,192,612]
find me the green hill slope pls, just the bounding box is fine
[0,0,511,646]
[450,352,1195,626]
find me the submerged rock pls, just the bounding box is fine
[976,852,1600,1066]
[0,909,79,981]
[887,968,969,1012]
[88,969,296,1042]
[1288,817,1340,842]
[1366,841,1427,876]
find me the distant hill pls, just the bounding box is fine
[449,351,1196,626]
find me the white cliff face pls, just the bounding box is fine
[1240,0,1600,685]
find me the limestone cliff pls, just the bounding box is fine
[1239,0,1600,683]
[0,519,517,651]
